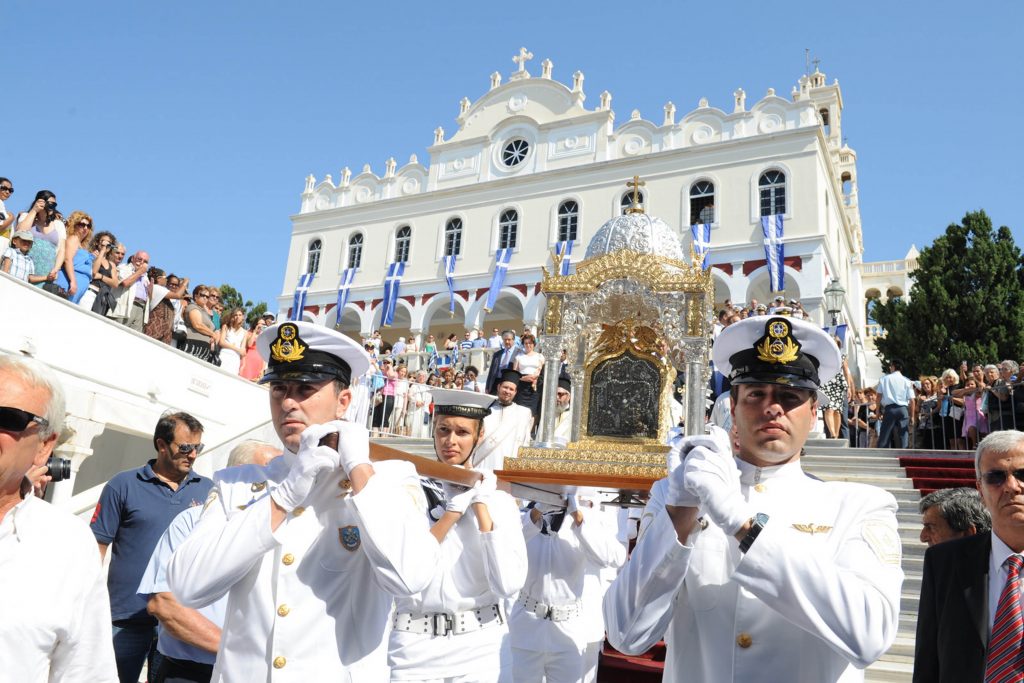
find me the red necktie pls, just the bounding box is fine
[986,555,1024,683]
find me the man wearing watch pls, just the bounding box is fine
[604,315,904,682]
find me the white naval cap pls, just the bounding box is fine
[256,320,371,385]
[429,388,498,420]
[712,315,840,391]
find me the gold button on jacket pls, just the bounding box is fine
[273,656,286,668]
[278,604,290,617]
[736,632,753,648]
[282,553,295,566]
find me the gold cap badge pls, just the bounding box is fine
[755,319,801,365]
[270,323,306,363]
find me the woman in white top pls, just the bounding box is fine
[513,333,544,423]
[217,307,248,375]
[389,389,528,682]
[407,371,431,438]
[391,365,411,436]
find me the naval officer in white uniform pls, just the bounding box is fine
[389,388,528,682]
[604,315,904,683]
[474,369,533,472]
[168,321,439,682]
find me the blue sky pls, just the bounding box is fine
[6,1,1021,313]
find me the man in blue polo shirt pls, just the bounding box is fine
[91,411,213,683]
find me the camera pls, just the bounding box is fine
[46,455,71,482]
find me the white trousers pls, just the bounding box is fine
[581,641,601,683]
[511,646,584,683]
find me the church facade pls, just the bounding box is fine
[278,51,868,375]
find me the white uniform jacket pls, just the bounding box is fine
[511,506,626,653]
[475,403,533,472]
[389,488,528,680]
[167,454,438,683]
[604,460,904,683]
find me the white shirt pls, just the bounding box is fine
[138,505,225,665]
[168,455,439,682]
[389,488,527,680]
[0,495,118,682]
[475,402,533,472]
[987,532,1024,633]
[604,459,904,682]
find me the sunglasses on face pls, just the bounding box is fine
[173,442,205,455]
[0,185,13,193]
[0,406,49,433]
[981,469,1024,487]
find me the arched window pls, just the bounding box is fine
[621,190,645,215]
[347,233,363,270]
[444,218,462,257]
[498,210,518,250]
[819,108,831,137]
[689,181,715,225]
[759,170,786,216]
[307,239,322,275]
[394,225,411,263]
[557,200,579,243]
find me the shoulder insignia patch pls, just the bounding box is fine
[792,523,833,535]
[251,481,267,492]
[861,519,902,566]
[202,489,219,513]
[339,525,361,552]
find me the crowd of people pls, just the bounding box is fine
[0,180,273,381]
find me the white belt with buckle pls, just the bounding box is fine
[517,594,582,622]
[392,604,502,636]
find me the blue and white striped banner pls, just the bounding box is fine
[335,268,356,320]
[290,272,315,321]
[824,323,848,345]
[691,223,711,269]
[484,248,513,312]
[444,255,457,317]
[555,241,573,276]
[380,261,405,327]
[761,214,785,292]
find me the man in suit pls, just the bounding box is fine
[914,430,1024,682]
[485,329,521,394]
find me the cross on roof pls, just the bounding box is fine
[812,57,821,72]
[626,175,646,214]
[513,47,533,72]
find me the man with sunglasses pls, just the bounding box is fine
[605,316,903,683]
[914,430,1024,682]
[0,355,118,681]
[91,412,213,683]
[0,177,14,253]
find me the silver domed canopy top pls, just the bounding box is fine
[584,211,685,262]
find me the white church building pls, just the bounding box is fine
[278,51,871,377]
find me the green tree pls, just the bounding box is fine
[219,283,268,328]
[872,210,1024,377]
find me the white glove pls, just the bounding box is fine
[665,425,731,507]
[271,423,341,512]
[444,481,478,514]
[682,431,750,535]
[473,472,497,503]
[566,494,580,515]
[330,420,371,476]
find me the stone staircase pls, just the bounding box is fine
[379,436,932,682]
[802,439,943,683]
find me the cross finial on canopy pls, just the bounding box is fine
[513,47,534,73]
[626,175,646,214]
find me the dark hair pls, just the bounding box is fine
[521,333,536,346]
[0,177,9,185]
[89,231,117,252]
[918,487,991,534]
[890,359,904,372]
[465,365,479,376]
[149,267,165,280]
[27,189,56,212]
[153,411,204,450]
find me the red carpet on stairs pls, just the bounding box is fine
[599,641,665,682]
[899,454,976,495]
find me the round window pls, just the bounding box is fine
[501,138,530,167]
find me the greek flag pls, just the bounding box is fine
[761,214,785,292]
[824,323,848,345]
[484,248,513,312]
[380,261,405,327]
[444,255,457,317]
[691,223,711,269]
[555,241,573,276]
[290,272,315,321]
[335,268,356,320]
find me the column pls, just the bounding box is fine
[682,339,709,436]
[534,334,565,447]
[50,415,107,506]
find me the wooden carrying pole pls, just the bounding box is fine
[319,433,482,488]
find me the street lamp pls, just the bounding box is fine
[824,278,845,327]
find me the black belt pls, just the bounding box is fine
[133,299,147,307]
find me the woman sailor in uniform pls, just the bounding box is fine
[388,388,528,683]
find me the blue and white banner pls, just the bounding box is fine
[761,214,785,292]
[443,255,457,317]
[484,248,513,312]
[555,241,573,276]
[380,261,405,327]
[823,323,848,345]
[290,272,315,321]
[335,268,356,320]
[691,223,711,269]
